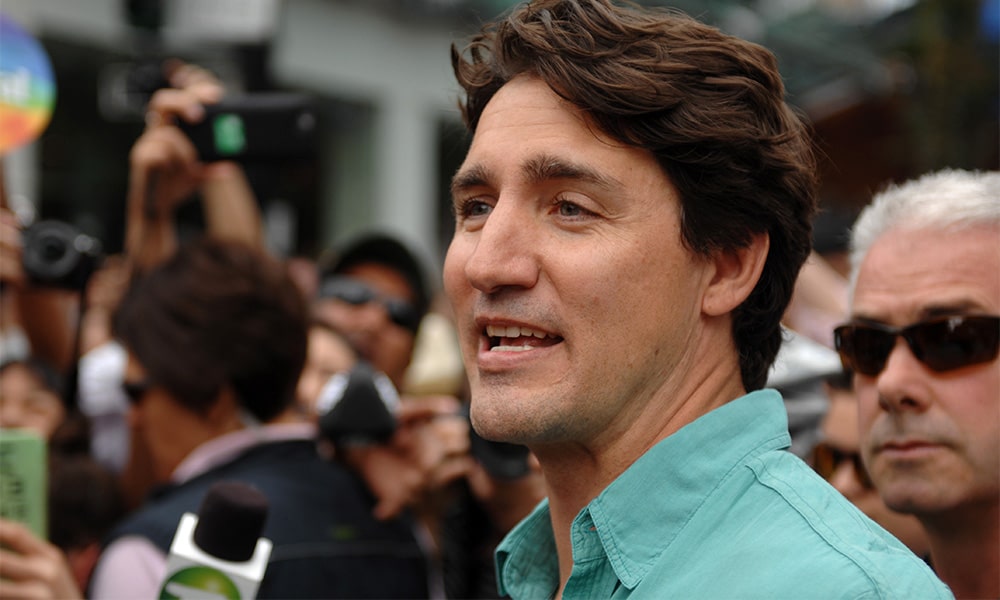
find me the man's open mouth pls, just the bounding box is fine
[485,324,562,351]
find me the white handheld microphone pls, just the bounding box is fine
[159,480,272,600]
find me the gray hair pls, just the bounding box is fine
[849,169,1000,291]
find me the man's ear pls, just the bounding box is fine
[702,232,769,317]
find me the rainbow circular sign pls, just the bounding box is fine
[0,14,56,154]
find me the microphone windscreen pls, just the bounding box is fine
[192,480,269,562]
[317,362,398,443]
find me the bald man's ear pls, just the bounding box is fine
[701,233,769,317]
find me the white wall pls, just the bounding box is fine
[269,0,466,266]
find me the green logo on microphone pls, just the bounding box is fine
[159,566,241,600]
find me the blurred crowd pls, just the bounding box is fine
[0,61,545,599]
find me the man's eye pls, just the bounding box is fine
[558,202,580,217]
[456,198,492,219]
[556,200,589,218]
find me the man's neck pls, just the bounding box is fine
[538,380,746,598]
[532,325,747,598]
[922,501,999,599]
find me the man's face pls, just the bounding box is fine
[852,224,1000,516]
[122,353,181,483]
[444,76,712,450]
[314,262,417,388]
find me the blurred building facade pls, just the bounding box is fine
[3,0,997,275]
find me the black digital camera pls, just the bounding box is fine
[177,93,319,164]
[21,220,103,290]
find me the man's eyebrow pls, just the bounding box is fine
[921,301,989,319]
[852,300,987,324]
[523,154,620,190]
[451,164,492,197]
[451,154,621,198]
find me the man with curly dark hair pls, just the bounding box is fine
[444,1,951,597]
[89,239,431,599]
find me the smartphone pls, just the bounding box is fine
[0,429,47,538]
[178,93,319,163]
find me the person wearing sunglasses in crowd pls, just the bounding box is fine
[315,233,430,392]
[834,168,999,599]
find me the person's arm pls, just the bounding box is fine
[158,60,263,248]
[0,206,29,361]
[0,198,76,372]
[199,162,263,248]
[783,250,849,347]
[0,519,82,600]
[124,96,209,272]
[78,255,129,355]
[124,62,263,275]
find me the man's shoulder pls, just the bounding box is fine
[638,448,951,598]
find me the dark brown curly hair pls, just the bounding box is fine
[451,0,818,391]
[114,239,309,422]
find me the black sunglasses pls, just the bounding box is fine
[834,315,1000,377]
[122,379,153,405]
[810,442,873,490]
[318,276,422,333]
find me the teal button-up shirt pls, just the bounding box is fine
[495,390,952,599]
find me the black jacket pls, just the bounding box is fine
[102,439,430,599]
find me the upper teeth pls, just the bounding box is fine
[486,325,550,339]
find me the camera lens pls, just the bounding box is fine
[22,220,103,289]
[38,235,69,262]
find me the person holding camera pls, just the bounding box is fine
[126,60,263,273]
[0,201,78,376]
[69,61,273,510]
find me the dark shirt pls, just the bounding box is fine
[102,439,430,599]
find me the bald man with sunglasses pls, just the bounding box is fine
[835,169,1000,599]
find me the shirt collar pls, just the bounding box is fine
[170,421,318,484]
[588,389,789,588]
[496,498,557,599]
[496,389,790,596]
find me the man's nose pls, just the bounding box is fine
[876,338,932,413]
[463,199,540,295]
